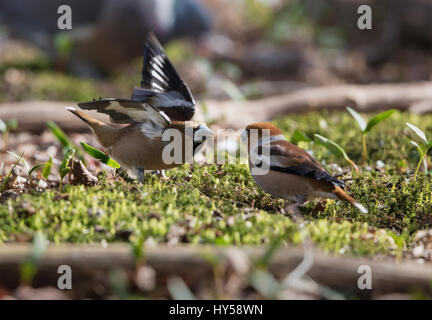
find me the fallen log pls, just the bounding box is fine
[203,81,432,128]
[0,101,113,133]
[0,244,430,298]
[2,82,432,131]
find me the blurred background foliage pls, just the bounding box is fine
[0,0,431,103]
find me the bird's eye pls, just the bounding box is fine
[193,124,213,143]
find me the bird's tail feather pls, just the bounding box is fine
[65,107,118,148]
[332,186,368,213]
[66,106,103,127]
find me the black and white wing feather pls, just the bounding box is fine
[77,98,171,129]
[258,142,346,189]
[131,32,195,121]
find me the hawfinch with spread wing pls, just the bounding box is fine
[67,33,212,180]
[242,122,368,213]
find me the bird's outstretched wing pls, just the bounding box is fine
[258,140,346,188]
[78,98,171,129]
[131,32,195,121]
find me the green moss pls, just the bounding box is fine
[307,173,432,233]
[31,72,99,101]
[0,45,49,73]
[2,110,432,258]
[0,164,403,257]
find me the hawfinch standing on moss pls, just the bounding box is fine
[241,122,368,213]
[67,33,212,181]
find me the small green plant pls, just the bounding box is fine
[219,79,246,101]
[80,142,120,169]
[314,134,359,172]
[20,233,47,285]
[346,107,395,163]
[46,121,73,151]
[59,148,75,190]
[131,236,145,262]
[6,119,18,131]
[167,276,196,300]
[406,122,432,178]
[290,130,311,144]
[250,269,281,299]
[109,269,130,300]
[47,121,85,163]
[0,153,22,193]
[54,32,73,56]
[42,157,53,180]
[6,151,47,186]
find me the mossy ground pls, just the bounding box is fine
[1,111,432,259]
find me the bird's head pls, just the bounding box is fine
[170,121,213,155]
[192,122,213,154]
[241,122,285,147]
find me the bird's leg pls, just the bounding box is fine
[282,195,307,219]
[136,167,145,183]
[283,203,302,217]
[147,170,169,180]
[159,170,168,179]
[152,170,169,180]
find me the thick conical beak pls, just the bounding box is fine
[194,124,213,143]
[240,130,248,143]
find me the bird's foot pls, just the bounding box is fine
[136,167,145,183]
[156,170,169,180]
[282,203,302,216]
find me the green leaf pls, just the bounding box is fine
[0,157,21,193]
[29,232,47,263]
[80,142,107,160]
[314,134,348,159]
[256,237,282,268]
[28,163,46,177]
[410,141,424,156]
[20,233,46,284]
[220,79,246,101]
[7,151,30,172]
[47,121,72,149]
[59,148,75,180]
[250,270,281,299]
[7,119,18,131]
[167,276,196,300]
[54,32,73,54]
[406,122,428,144]
[80,142,120,168]
[346,107,366,132]
[0,119,6,133]
[291,130,311,144]
[428,139,432,149]
[364,109,395,133]
[105,158,121,169]
[42,157,53,179]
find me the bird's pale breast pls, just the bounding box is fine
[250,164,336,202]
[110,127,178,170]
